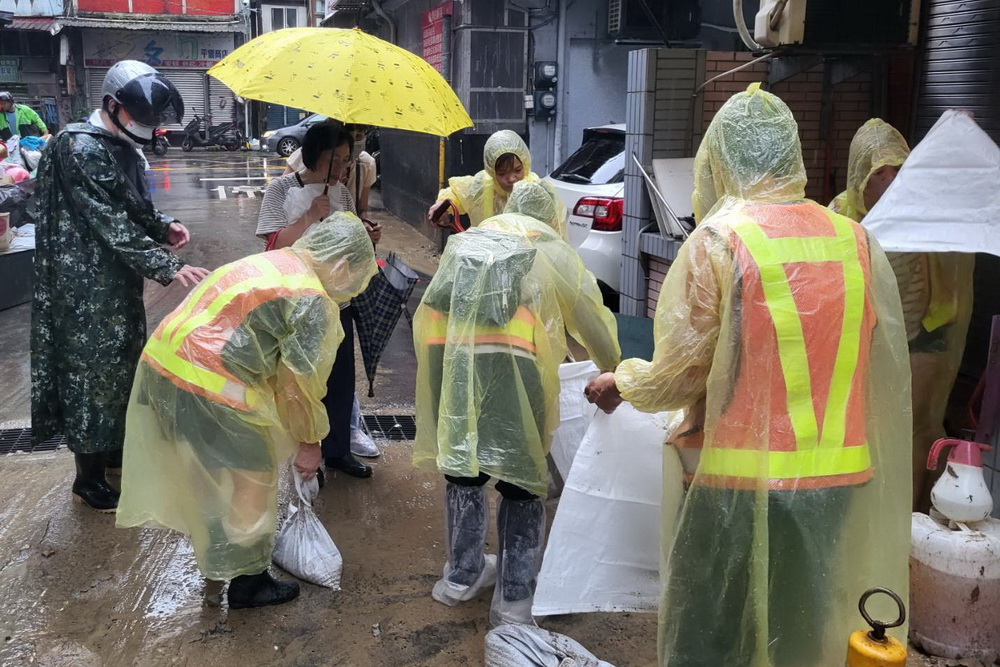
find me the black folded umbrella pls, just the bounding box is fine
[352,252,419,396]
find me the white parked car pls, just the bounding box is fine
[545,124,625,310]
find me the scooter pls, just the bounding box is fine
[142,128,170,156]
[180,114,241,152]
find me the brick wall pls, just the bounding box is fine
[644,51,875,315]
[701,52,873,204]
[646,257,671,319]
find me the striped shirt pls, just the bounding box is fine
[255,172,355,239]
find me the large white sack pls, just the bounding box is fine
[550,361,600,480]
[533,403,683,616]
[863,110,1000,254]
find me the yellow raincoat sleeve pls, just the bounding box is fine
[436,184,467,215]
[544,240,620,370]
[272,300,344,444]
[615,225,726,412]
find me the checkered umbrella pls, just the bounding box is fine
[352,252,419,396]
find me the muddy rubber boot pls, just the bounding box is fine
[490,497,545,626]
[72,452,119,513]
[432,482,497,606]
[227,569,300,609]
[105,448,123,477]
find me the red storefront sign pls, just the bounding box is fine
[421,0,453,74]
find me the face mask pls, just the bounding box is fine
[109,104,155,146]
[124,121,155,144]
[353,139,365,157]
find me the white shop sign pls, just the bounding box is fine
[82,29,234,69]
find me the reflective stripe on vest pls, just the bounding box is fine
[425,306,537,354]
[142,252,326,411]
[701,211,870,482]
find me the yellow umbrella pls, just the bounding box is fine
[208,27,473,137]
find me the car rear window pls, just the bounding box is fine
[550,132,625,185]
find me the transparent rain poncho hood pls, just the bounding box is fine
[692,82,807,223]
[413,214,620,496]
[117,214,376,581]
[618,85,912,665]
[830,118,910,220]
[503,179,569,240]
[438,130,540,227]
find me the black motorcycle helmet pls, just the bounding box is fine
[102,60,184,143]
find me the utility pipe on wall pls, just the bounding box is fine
[553,0,568,166]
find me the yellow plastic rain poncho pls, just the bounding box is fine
[503,179,569,241]
[413,214,620,496]
[831,118,974,508]
[437,130,540,227]
[117,213,377,581]
[615,84,912,665]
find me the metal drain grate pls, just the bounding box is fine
[362,415,417,441]
[0,428,66,455]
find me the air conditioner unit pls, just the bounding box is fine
[608,0,701,41]
[754,0,920,48]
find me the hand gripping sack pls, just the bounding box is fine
[273,471,343,589]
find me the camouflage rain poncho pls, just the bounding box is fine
[31,122,184,454]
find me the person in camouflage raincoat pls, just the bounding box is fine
[31,60,208,512]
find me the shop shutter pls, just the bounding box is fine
[208,75,238,125]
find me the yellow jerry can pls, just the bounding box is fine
[846,588,908,667]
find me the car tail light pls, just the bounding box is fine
[573,197,623,232]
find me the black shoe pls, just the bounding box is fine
[227,570,300,609]
[105,448,123,477]
[325,453,373,479]
[72,452,120,513]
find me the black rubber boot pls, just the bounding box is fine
[72,452,119,513]
[105,448,123,477]
[227,570,300,609]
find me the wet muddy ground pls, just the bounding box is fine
[0,152,978,666]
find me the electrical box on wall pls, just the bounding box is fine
[754,0,920,48]
[533,90,556,121]
[534,62,557,90]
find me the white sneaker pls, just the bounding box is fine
[432,554,497,606]
[350,427,380,458]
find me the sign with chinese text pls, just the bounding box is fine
[0,59,20,84]
[82,30,235,69]
[421,0,453,74]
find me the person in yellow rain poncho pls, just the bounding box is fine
[413,213,620,626]
[503,179,569,241]
[831,118,975,511]
[585,84,912,666]
[428,129,540,229]
[117,213,376,609]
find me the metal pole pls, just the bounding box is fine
[439,13,453,191]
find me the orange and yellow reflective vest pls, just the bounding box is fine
[424,306,537,354]
[697,203,876,491]
[141,249,327,412]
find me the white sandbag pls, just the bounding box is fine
[485,624,615,667]
[863,110,1000,255]
[550,361,600,480]
[272,471,343,589]
[533,403,683,616]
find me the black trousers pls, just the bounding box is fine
[445,472,538,502]
[320,305,354,461]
